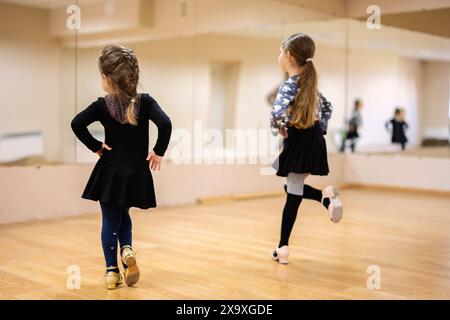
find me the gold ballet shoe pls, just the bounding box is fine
[105,267,122,290]
[121,246,140,286]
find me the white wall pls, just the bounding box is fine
[421,61,450,139]
[344,153,450,191]
[0,154,345,224]
[347,49,423,149]
[0,3,62,160]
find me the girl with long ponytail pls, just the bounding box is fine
[270,34,343,264]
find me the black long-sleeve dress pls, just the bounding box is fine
[71,93,172,209]
[385,118,408,144]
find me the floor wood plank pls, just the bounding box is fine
[0,188,449,299]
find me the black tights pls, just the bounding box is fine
[279,193,303,247]
[100,201,132,272]
[279,185,330,247]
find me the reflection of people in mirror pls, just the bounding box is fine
[385,107,408,151]
[340,99,363,153]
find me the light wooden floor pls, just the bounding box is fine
[1,188,449,300]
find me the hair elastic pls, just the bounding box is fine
[306,58,313,62]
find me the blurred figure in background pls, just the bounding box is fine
[386,107,409,151]
[340,99,364,153]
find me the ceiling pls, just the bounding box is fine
[2,0,450,57]
[5,0,450,12]
[379,8,450,39]
[219,18,450,62]
[0,0,104,9]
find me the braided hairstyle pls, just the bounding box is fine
[98,45,140,125]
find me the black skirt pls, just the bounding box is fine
[273,121,329,177]
[81,149,156,209]
[391,129,408,144]
[346,128,359,139]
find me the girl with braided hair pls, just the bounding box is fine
[71,44,172,290]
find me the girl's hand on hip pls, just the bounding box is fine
[95,142,112,157]
[279,127,288,138]
[147,151,162,171]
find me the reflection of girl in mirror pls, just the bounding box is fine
[340,99,364,153]
[71,45,172,290]
[386,107,408,151]
[270,33,343,265]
